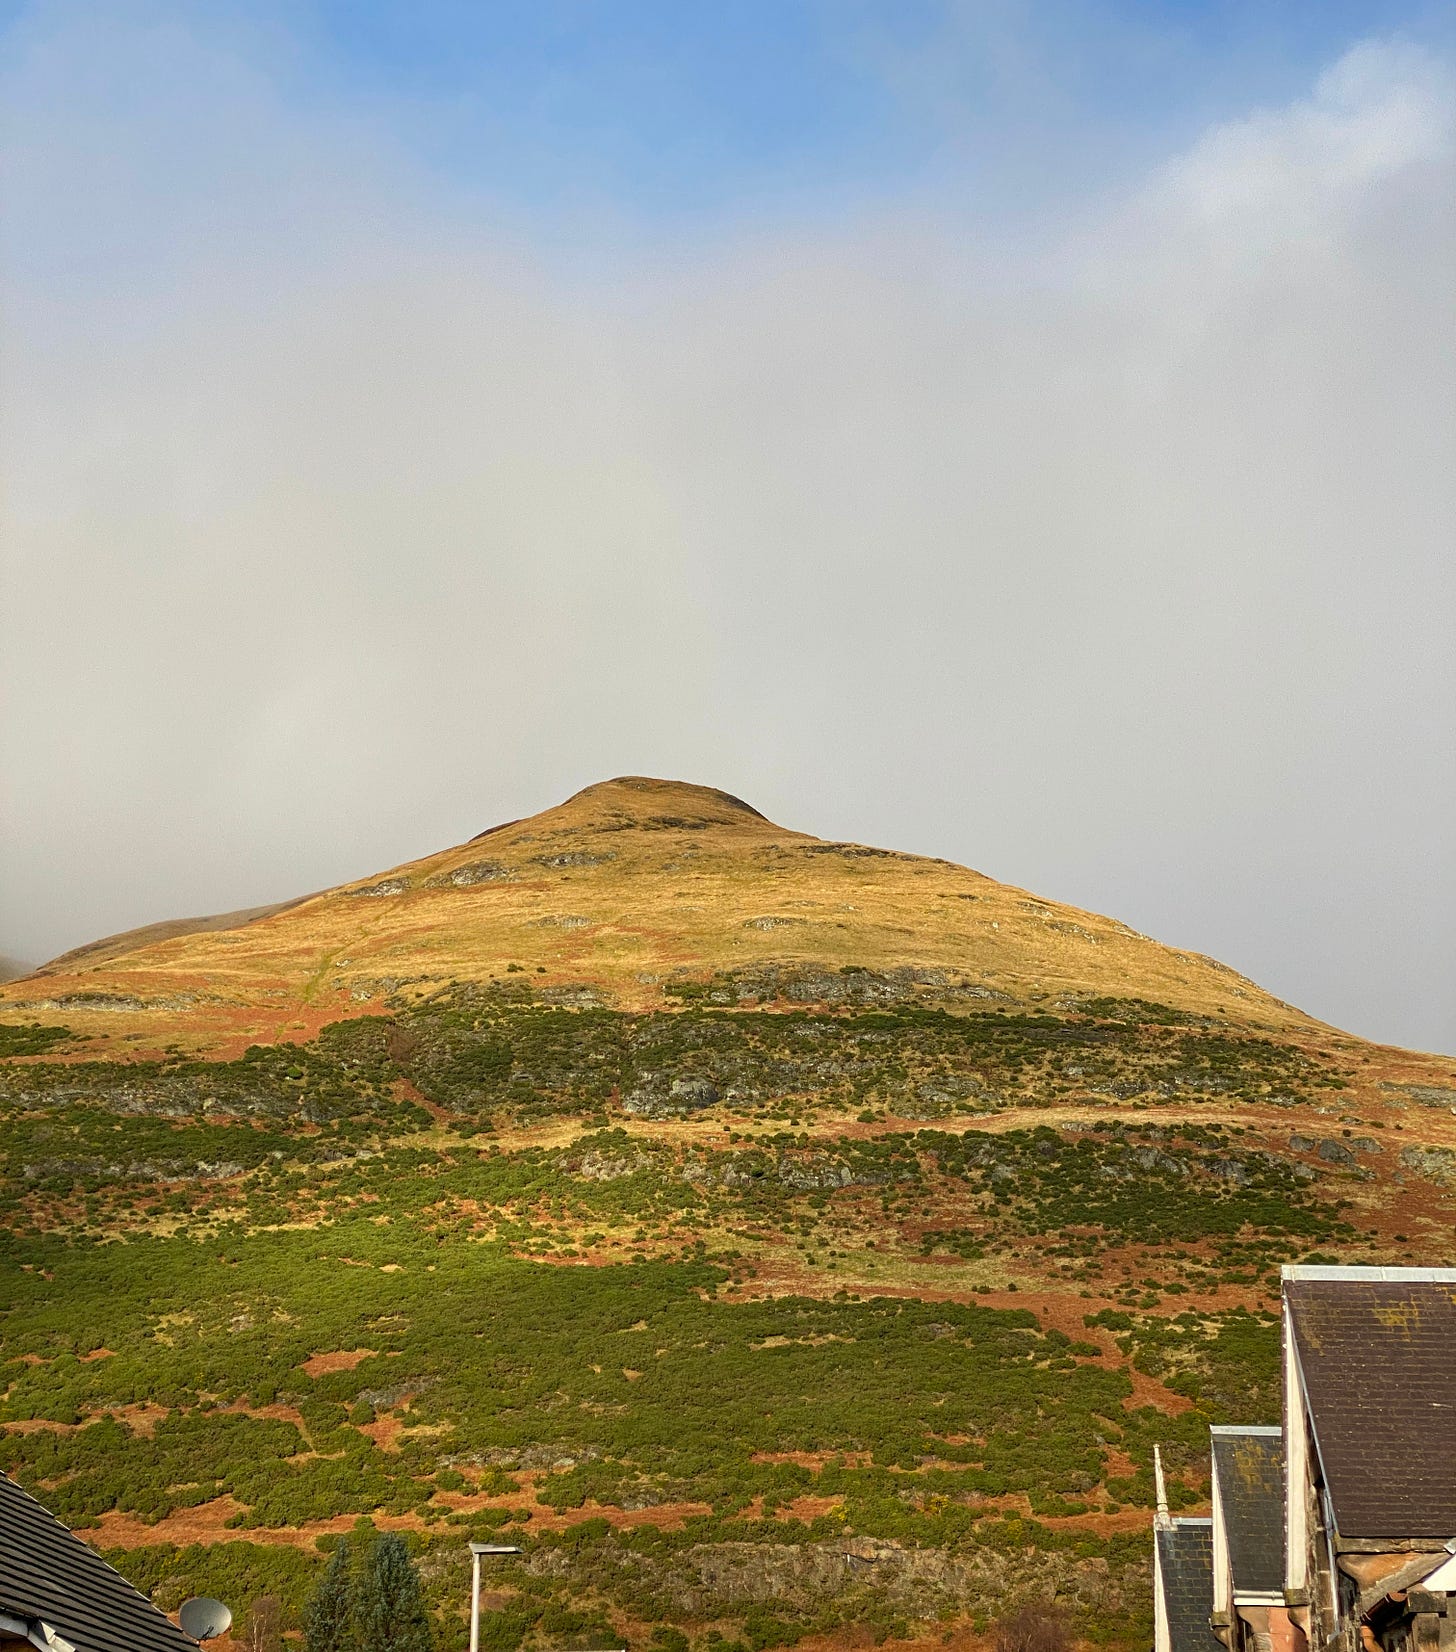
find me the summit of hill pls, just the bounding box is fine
[2,775,1335,1061]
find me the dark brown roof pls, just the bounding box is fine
[1211,1427,1284,1593]
[1157,1521,1221,1652]
[1286,1274,1456,1538]
[0,1472,196,1652]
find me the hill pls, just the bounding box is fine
[1,778,1453,1652]
[2,776,1339,1056]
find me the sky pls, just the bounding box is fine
[1,0,1453,1053]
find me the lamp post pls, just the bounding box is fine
[468,1542,522,1652]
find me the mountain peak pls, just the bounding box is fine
[565,775,769,825]
[2,775,1333,1058]
[473,777,770,844]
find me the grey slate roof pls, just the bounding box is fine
[1285,1275,1456,1538]
[0,1471,195,1652]
[1211,1427,1284,1594]
[1158,1521,1221,1652]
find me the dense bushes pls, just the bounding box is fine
[0,982,1385,1651]
[0,1022,74,1058]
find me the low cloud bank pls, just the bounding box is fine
[2,8,1452,1049]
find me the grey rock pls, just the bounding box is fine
[622,1074,720,1117]
[564,1147,650,1181]
[1205,1155,1251,1185]
[1399,1144,1456,1187]
[349,877,410,897]
[1381,1083,1456,1109]
[425,860,512,888]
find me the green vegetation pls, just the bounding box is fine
[922,1123,1353,1246]
[0,991,1334,1144]
[1,1221,1163,1647]
[1084,1307,1282,1424]
[0,985,1393,1651]
[0,1022,74,1058]
[0,1233,1135,1521]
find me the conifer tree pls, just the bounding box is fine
[356,1531,433,1652]
[304,1538,357,1652]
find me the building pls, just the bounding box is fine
[1155,1504,1223,1652]
[0,1471,196,1652]
[1210,1425,1291,1652]
[1282,1265,1456,1652]
[1152,1265,1456,1652]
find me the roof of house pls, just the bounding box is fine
[0,1472,196,1652]
[1285,1272,1456,1538]
[1158,1520,1222,1652]
[1211,1426,1285,1594]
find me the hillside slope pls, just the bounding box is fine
[1,779,1453,1652]
[1,776,1345,1057]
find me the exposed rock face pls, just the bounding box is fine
[704,965,1009,1009]
[1383,1083,1456,1109]
[644,1538,1139,1624]
[681,1147,905,1192]
[561,1146,651,1181]
[425,860,512,887]
[623,1075,720,1117]
[349,877,411,897]
[1399,1144,1456,1186]
[19,1156,245,1181]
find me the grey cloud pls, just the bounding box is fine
[1,8,1452,1052]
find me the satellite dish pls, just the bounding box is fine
[179,1598,232,1641]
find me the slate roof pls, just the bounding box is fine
[1285,1272,1456,1538]
[0,1471,196,1652]
[1211,1427,1284,1594]
[1158,1521,1221,1652]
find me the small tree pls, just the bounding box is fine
[356,1532,432,1652]
[304,1539,357,1652]
[244,1595,284,1652]
[992,1604,1073,1652]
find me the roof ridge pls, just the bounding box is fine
[1282,1264,1456,1282]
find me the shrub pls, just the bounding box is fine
[992,1605,1072,1652]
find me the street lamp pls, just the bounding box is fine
[468,1542,522,1652]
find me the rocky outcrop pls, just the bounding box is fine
[425,860,513,888]
[18,1155,245,1182]
[349,877,411,897]
[1399,1144,1456,1187]
[623,1075,720,1117]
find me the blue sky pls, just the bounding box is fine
[247,0,1454,219]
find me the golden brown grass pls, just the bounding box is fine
[0,775,1355,1059]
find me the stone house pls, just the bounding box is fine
[1155,1505,1222,1652]
[1154,1265,1456,1652]
[1282,1265,1456,1652]
[0,1470,195,1652]
[1209,1425,1292,1652]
